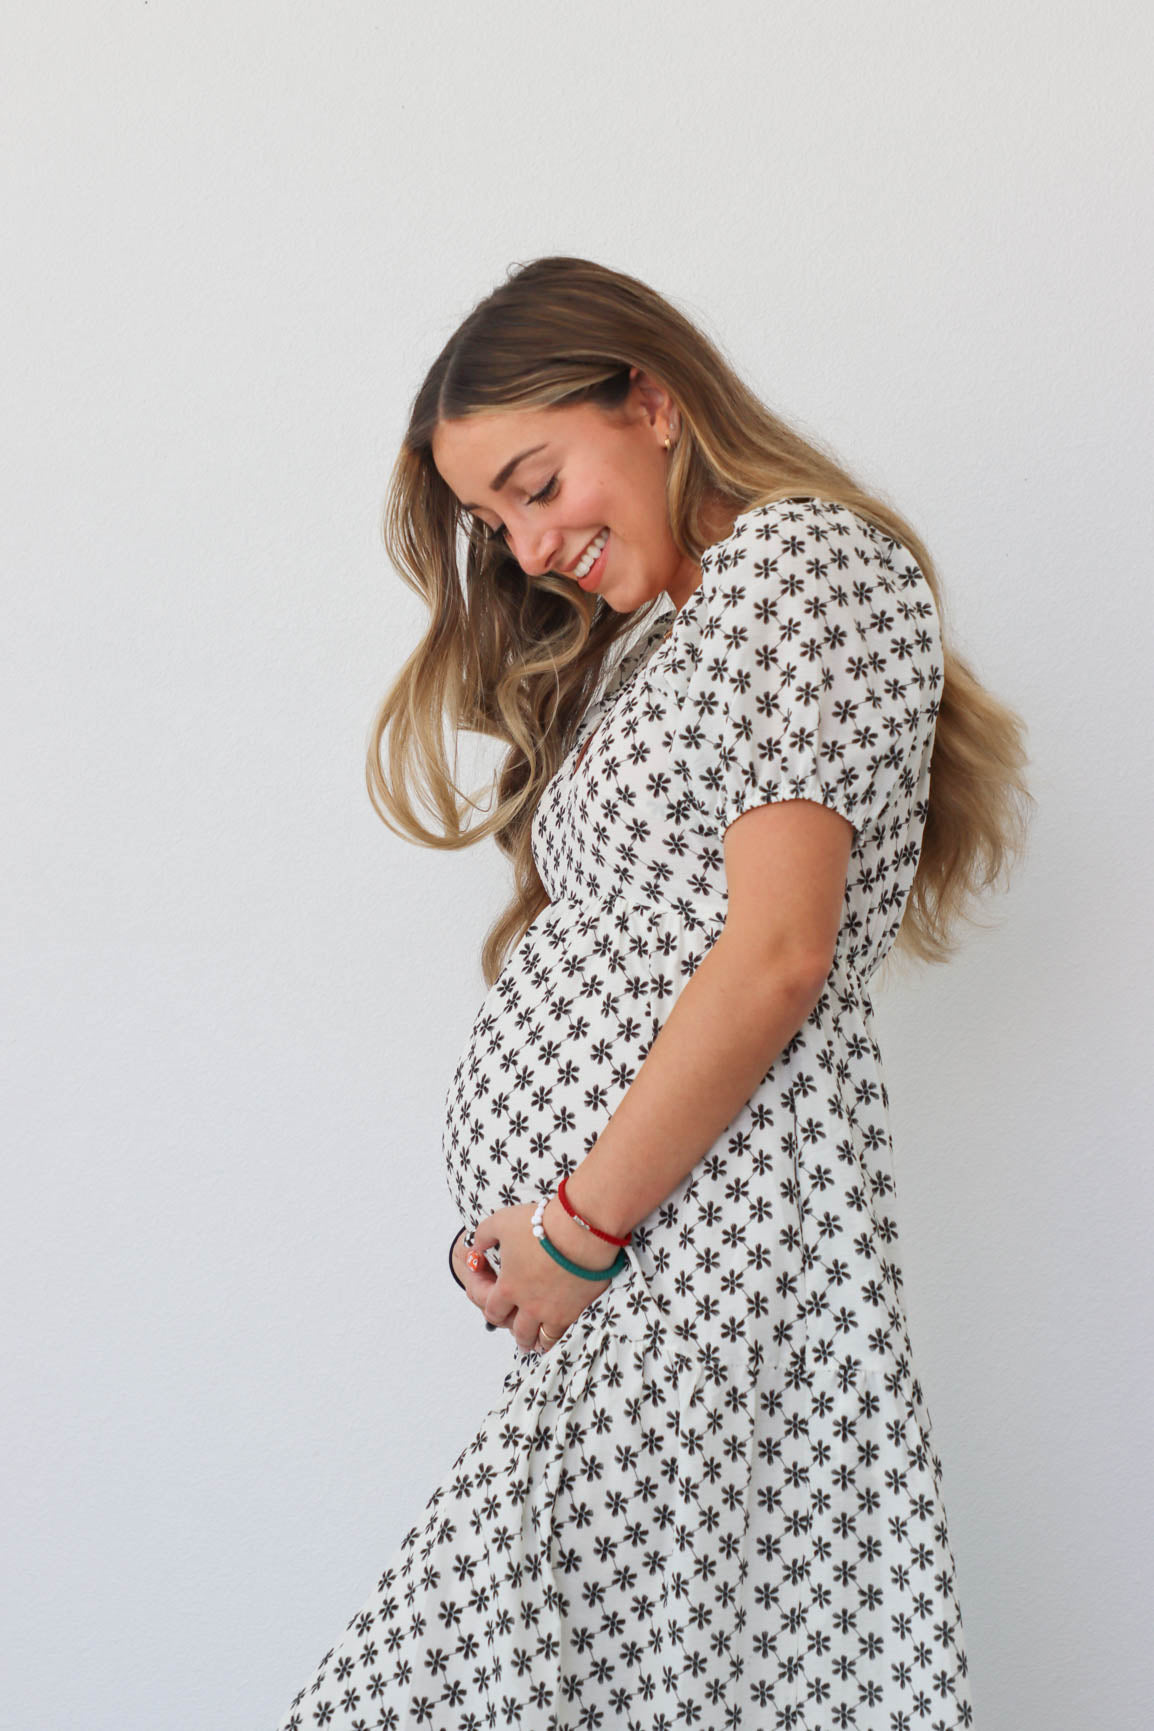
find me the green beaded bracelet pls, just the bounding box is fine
[531,1196,627,1281]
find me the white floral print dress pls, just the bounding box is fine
[276,497,973,1730]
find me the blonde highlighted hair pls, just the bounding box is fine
[369,256,1033,987]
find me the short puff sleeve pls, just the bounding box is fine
[672,497,943,842]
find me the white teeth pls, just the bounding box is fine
[574,528,609,578]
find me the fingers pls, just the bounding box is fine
[484,1286,518,1330]
[464,1243,491,1279]
[459,1214,570,1353]
[511,1312,542,1352]
[463,1237,515,1331]
[483,1283,565,1352]
[513,1312,567,1353]
[462,1250,497,1311]
[471,1215,500,1256]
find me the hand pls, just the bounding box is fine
[471,1201,620,1352]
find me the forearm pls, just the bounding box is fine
[554,928,824,1255]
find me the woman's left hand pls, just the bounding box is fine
[470,1201,622,1352]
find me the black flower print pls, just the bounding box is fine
[276,499,971,1731]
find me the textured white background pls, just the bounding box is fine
[2,3,1151,1727]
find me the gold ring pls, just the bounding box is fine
[537,1323,561,1345]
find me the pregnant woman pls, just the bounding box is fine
[276,254,1031,1730]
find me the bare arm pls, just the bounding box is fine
[544,796,854,1261]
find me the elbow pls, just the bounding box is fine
[785,954,832,1018]
[716,925,833,1011]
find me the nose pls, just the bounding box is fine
[509,520,564,578]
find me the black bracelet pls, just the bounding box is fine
[448,1226,468,1292]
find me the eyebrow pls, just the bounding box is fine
[461,444,549,512]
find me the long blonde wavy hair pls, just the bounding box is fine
[369,256,1033,987]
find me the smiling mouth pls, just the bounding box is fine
[571,527,609,579]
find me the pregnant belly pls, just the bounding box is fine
[439,909,662,1232]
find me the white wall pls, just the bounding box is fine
[2,4,1151,1727]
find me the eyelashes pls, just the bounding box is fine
[481,475,560,544]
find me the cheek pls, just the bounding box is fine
[571,483,617,532]
[583,448,664,540]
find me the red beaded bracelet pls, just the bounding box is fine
[556,1174,632,1246]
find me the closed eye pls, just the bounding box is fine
[482,475,559,544]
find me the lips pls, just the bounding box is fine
[569,527,609,576]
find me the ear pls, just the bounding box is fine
[628,367,679,438]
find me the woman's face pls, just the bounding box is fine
[430,370,706,614]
